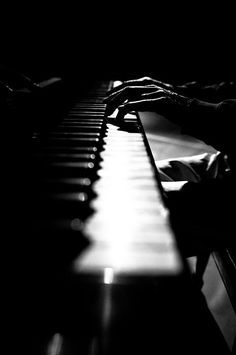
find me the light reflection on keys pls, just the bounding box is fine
[73,99,183,278]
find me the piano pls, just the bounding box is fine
[29,80,230,354]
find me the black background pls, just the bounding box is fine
[1,4,235,352]
[1,3,235,84]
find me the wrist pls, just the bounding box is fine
[188,98,218,115]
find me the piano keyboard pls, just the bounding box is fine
[32,80,183,278]
[31,81,229,355]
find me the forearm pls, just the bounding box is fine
[178,98,235,154]
[176,80,236,101]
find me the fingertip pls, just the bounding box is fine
[104,106,112,116]
[115,106,126,122]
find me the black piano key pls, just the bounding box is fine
[43,191,90,203]
[66,113,104,117]
[33,161,98,179]
[38,146,99,153]
[48,161,95,168]
[32,218,89,238]
[31,219,91,274]
[33,152,97,162]
[33,194,94,219]
[60,121,104,125]
[41,177,94,193]
[49,132,101,138]
[73,103,105,107]
[63,119,104,124]
[56,125,103,132]
[69,107,105,111]
[46,137,101,146]
[34,160,96,169]
[42,177,92,187]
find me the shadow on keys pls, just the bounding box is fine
[2,69,232,354]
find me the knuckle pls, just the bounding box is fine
[143,76,151,81]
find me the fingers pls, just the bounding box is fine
[104,85,158,116]
[105,76,174,99]
[141,89,166,98]
[105,82,186,123]
[115,97,166,121]
[105,84,160,104]
[105,76,156,96]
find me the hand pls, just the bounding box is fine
[106,76,174,96]
[104,76,191,122]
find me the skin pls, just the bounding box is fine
[104,76,192,122]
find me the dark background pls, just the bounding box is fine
[1,5,235,351]
[1,3,235,84]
